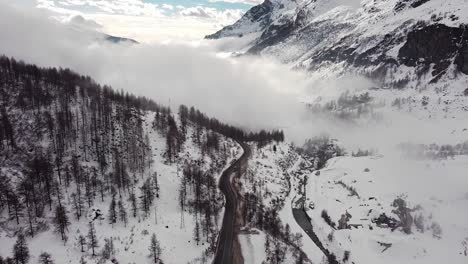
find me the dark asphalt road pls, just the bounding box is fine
[213,142,250,264]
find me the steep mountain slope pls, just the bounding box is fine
[207,0,468,87]
[206,0,297,39]
[0,56,230,263]
[207,2,468,264]
[0,56,287,264]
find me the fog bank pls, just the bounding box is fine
[1,1,464,153]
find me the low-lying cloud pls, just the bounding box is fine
[0,0,464,154]
[69,15,103,30]
[0,2,310,134]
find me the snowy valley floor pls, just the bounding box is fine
[299,154,468,264]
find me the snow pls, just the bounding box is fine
[227,87,468,264]
[209,0,468,91]
[237,142,328,263]
[2,2,468,262]
[279,196,326,264]
[238,229,267,264]
[0,111,240,264]
[300,154,468,264]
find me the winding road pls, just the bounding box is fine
[213,143,337,264]
[213,142,251,264]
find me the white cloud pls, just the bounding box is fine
[179,6,244,22]
[162,3,174,10]
[180,6,213,18]
[38,0,163,16]
[0,0,461,149]
[0,1,386,146]
[32,0,245,43]
[69,14,102,29]
[0,2,309,134]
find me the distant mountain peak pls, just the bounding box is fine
[104,34,139,44]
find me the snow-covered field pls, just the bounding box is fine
[298,153,468,264]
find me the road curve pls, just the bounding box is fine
[213,141,250,264]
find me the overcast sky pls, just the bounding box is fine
[11,0,262,43]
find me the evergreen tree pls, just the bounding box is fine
[87,222,99,256]
[140,178,154,217]
[129,191,138,218]
[148,233,162,264]
[194,221,201,246]
[71,192,84,220]
[78,234,86,252]
[9,193,24,225]
[53,205,70,242]
[0,109,15,148]
[108,194,117,226]
[12,233,29,264]
[38,252,54,264]
[118,199,128,227]
[165,115,179,163]
[101,237,115,260]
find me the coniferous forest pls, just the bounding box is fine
[3,1,468,263]
[0,56,285,263]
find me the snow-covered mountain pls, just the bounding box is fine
[1,1,468,263]
[0,56,230,264]
[0,57,293,264]
[207,0,468,88]
[204,2,468,264]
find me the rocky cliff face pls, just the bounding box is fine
[205,0,277,39]
[207,0,468,88]
[398,24,468,80]
[394,0,433,12]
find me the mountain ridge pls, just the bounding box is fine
[207,0,468,88]
[0,55,289,264]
